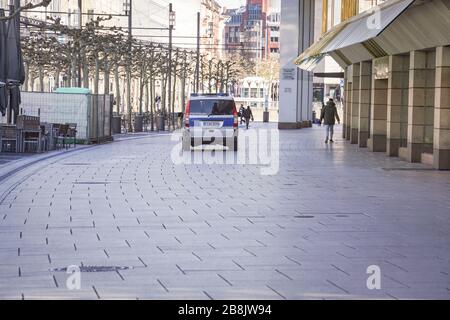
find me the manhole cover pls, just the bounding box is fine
[51,266,132,273]
[73,182,110,185]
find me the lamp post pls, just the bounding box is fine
[124,0,133,131]
[77,0,82,87]
[195,12,200,93]
[168,3,175,130]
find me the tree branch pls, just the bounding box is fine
[0,0,52,21]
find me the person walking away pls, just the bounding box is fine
[239,105,245,125]
[320,98,340,143]
[244,106,254,130]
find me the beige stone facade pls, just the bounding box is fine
[342,45,450,169]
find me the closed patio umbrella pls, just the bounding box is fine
[3,7,25,120]
[6,8,25,85]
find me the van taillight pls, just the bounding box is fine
[185,101,190,128]
[232,102,238,128]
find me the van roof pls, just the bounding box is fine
[189,93,234,100]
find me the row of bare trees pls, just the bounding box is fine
[20,16,247,130]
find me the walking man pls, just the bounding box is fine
[320,98,340,143]
[239,104,245,125]
[244,105,254,130]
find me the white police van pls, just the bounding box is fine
[182,93,239,151]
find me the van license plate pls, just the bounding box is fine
[201,121,221,127]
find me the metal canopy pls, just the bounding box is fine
[295,0,416,71]
[323,0,414,53]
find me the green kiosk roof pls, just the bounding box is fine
[55,87,92,94]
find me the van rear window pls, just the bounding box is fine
[189,100,234,115]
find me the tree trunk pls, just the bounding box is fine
[208,62,213,93]
[23,63,29,92]
[30,71,35,92]
[55,69,61,89]
[94,58,100,94]
[150,76,155,131]
[139,76,144,114]
[126,67,132,131]
[161,72,167,116]
[114,66,121,114]
[181,75,186,113]
[104,60,110,96]
[145,81,149,113]
[38,66,44,92]
[172,69,177,114]
[71,59,77,87]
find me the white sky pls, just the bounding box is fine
[219,0,246,7]
[132,0,247,46]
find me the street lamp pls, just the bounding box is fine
[168,3,175,130]
[123,0,131,16]
[124,0,133,131]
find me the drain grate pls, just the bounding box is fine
[294,215,315,218]
[382,168,434,171]
[73,182,110,185]
[51,266,132,273]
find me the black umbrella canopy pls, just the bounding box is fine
[5,9,25,84]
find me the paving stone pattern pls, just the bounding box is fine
[0,124,449,300]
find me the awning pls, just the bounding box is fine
[295,0,415,71]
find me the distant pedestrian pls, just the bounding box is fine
[320,98,340,143]
[244,106,254,130]
[155,95,161,110]
[239,105,245,125]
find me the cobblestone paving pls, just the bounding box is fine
[0,123,449,300]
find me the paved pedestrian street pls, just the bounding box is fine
[0,123,449,300]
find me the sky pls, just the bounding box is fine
[134,0,248,46]
[219,0,246,7]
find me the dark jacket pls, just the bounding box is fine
[320,101,340,125]
[244,107,253,120]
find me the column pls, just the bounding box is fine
[434,46,450,170]
[342,72,349,139]
[279,0,315,129]
[387,55,409,157]
[368,77,388,152]
[350,63,360,144]
[358,61,372,147]
[406,50,435,162]
[345,67,353,140]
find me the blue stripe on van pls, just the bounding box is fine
[189,117,235,127]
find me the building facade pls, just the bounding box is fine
[222,0,279,61]
[279,0,388,129]
[294,0,450,170]
[200,0,223,60]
